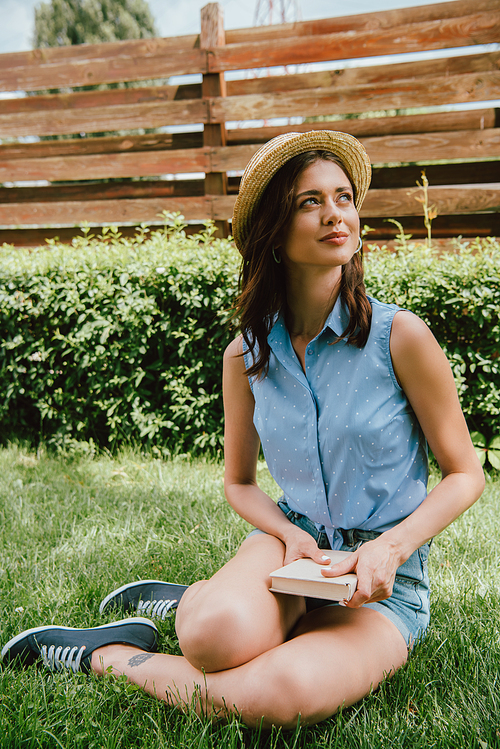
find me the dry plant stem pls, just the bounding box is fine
[413,170,438,248]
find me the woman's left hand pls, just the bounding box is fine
[320,538,403,607]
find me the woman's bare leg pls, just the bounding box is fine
[91,605,408,729]
[174,533,305,671]
[91,532,408,728]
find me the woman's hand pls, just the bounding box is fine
[320,537,403,607]
[281,526,332,568]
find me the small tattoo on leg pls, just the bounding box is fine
[128,653,155,667]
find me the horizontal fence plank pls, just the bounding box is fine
[0,147,212,182]
[0,32,200,70]
[217,130,500,169]
[224,0,499,43]
[370,161,500,188]
[0,83,201,115]
[0,179,205,203]
[0,36,205,93]
[362,184,500,217]
[210,11,500,73]
[225,51,500,97]
[0,132,203,161]
[361,212,500,239]
[214,71,500,122]
[0,99,208,138]
[1,184,498,227]
[1,130,499,183]
[198,131,500,173]
[226,109,499,144]
[361,128,500,164]
[0,195,235,225]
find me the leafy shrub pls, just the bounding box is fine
[0,218,239,456]
[364,237,500,441]
[0,219,498,455]
[470,431,500,470]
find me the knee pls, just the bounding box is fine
[177,600,266,672]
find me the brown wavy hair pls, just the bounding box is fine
[234,150,372,378]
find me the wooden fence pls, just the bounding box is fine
[0,0,499,247]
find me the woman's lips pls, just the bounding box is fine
[320,232,349,245]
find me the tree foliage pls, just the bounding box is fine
[33,0,158,47]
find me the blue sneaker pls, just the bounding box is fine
[99,580,189,620]
[1,618,158,673]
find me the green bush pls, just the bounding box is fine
[364,236,500,441]
[0,218,239,456]
[0,218,498,455]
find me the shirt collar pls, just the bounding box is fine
[267,294,350,353]
[324,294,349,338]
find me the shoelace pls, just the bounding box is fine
[137,598,177,620]
[40,643,86,673]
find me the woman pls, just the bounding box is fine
[2,131,484,728]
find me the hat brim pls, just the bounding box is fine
[232,130,371,253]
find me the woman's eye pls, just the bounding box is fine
[300,197,319,207]
[339,192,353,202]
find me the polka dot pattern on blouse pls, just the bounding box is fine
[244,296,428,550]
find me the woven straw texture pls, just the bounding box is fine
[232,130,371,252]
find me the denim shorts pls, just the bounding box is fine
[249,499,431,649]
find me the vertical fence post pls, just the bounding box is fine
[200,2,229,238]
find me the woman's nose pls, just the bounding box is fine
[321,199,341,224]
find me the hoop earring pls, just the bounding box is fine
[354,237,363,254]
[272,247,281,264]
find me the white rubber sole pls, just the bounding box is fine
[98,579,181,615]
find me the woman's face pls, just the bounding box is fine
[280,158,360,271]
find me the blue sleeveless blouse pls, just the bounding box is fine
[243,296,428,551]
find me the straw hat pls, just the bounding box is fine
[232,130,371,252]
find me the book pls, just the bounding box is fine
[269,550,357,602]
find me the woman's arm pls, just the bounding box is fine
[384,310,484,552]
[323,311,485,606]
[223,336,329,566]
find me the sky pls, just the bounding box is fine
[0,0,462,55]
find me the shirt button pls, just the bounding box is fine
[307,350,313,356]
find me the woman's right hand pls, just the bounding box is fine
[281,525,331,568]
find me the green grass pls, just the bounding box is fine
[0,444,499,748]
